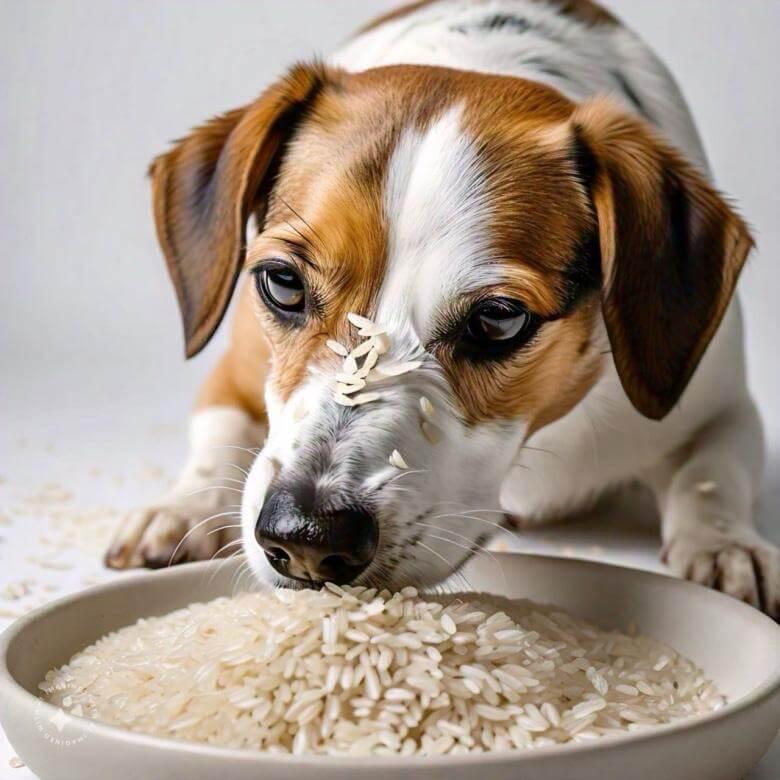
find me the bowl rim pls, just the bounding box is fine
[1,553,779,769]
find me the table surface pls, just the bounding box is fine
[1,392,778,779]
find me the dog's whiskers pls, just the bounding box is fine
[430,510,518,544]
[205,523,243,537]
[223,463,250,478]
[382,468,428,489]
[412,522,508,590]
[215,477,247,487]
[183,486,245,499]
[166,510,241,567]
[209,538,244,561]
[414,540,476,592]
[201,548,246,587]
[230,558,253,594]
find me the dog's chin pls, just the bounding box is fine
[240,548,463,592]
[239,513,470,592]
[239,452,278,587]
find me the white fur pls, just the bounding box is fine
[380,103,499,333]
[331,0,708,171]
[106,407,264,568]
[126,1,776,614]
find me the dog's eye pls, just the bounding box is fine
[462,298,538,356]
[256,266,305,313]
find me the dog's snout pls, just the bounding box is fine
[255,488,378,585]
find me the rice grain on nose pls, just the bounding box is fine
[335,372,366,385]
[334,380,367,395]
[389,450,409,469]
[373,360,422,377]
[326,339,349,356]
[421,420,442,445]
[332,312,422,409]
[355,349,379,377]
[346,312,375,330]
[357,323,388,337]
[372,333,391,354]
[347,339,376,359]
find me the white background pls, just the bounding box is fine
[1,1,778,777]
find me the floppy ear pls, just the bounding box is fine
[571,98,753,419]
[149,62,335,357]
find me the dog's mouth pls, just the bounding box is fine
[241,449,510,591]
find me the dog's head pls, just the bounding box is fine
[150,63,752,588]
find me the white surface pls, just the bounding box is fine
[1,0,778,777]
[1,394,778,776]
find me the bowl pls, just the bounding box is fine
[1,553,779,780]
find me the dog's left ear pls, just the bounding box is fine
[149,62,337,358]
[571,98,753,419]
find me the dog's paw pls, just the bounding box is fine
[663,526,780,618]
[104,497,241,570]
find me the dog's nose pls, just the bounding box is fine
[255,488,378,585]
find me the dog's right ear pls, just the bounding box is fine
[149,62,336,357]
[570,98,753,420]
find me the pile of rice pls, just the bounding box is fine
[39,585,723,756]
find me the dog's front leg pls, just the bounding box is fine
[649,398,778,617]
[105,405,265,569]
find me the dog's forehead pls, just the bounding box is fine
[376,103,498,338]
[268,68,584,331]
[267,105,487,349]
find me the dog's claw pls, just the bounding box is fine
[104,508,159,569]
[665,526,780,619]
[105,502,236,571]
[104,544,130,570]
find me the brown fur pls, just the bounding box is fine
[150,63,332,358]
[195,283,270,420]
[154,57,750,438]
[246,76,394,402]
[439,297,604,430]
[572,97,753,419]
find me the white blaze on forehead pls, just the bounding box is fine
[377,104,498,341]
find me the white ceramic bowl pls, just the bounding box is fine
[1,553,779,780]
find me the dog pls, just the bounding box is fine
[105,0,778,618]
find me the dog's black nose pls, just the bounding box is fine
[255,488,378,585]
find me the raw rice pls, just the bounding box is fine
[388,450,409,469]
[373,360,422,377]
[346,312,375,331]
[39,586,724,756]
[419,396,435,418]
[421,420,442,445]
[325,339,349,357]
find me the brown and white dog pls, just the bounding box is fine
[106,0,779,617]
